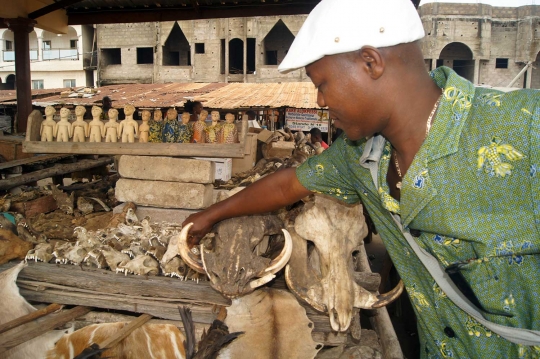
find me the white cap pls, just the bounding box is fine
[278,0,425,73]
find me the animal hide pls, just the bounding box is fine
[0,229,33,265]
[217,288,322,359]
[0,262,73,359]
[46,323,186,359]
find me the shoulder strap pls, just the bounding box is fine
[366,158,540,346]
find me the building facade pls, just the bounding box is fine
[0,25,96,90]
[96,4,540,88]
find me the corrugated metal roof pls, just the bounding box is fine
[1,82,321,110]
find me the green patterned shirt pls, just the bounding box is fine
[297,67,540,359]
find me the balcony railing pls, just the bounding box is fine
[83,51,98,68]
[43,48,79,60]
[2,48,76,62]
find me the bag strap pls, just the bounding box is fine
[366,159,540,346]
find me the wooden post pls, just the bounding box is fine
[5,17,37,134]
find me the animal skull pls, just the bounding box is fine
[179,215,292,298]
[118,254,159,276]
[25,243,54,263]
[160,256,187,279]
[285,195,403,332]
[101,247,131,272]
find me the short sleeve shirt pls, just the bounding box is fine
[296,67,540,359]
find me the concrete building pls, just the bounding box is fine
[420,3,540,88]
[0,25,96,90]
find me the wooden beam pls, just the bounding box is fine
[28,0,85,20]
[68,4,317,25]
[0,157,113,190]
[100,313,153,350]
[0,306,91,354]
[0,303,63,335]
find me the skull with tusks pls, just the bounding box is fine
[179,215,292,298]
[285,194,403,332]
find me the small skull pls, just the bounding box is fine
[118,255,159,276]
[25,243,54,263]
[160,256,187,279]
[101,247,131,272]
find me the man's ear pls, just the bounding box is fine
[358,46,385,80]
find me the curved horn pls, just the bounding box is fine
[178,223,206,274]
[248,273,276,289]
[372,279,405,308]
[264,228,293,275]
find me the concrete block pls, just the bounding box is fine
[115,178,214,209]
[118,155,215,183]
[113,203,199,224]
[262,141,295,159]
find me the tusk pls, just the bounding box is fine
[371,279,405,308]
[178,223,206,274]
[264,228,293,274]
[248,273,276,289]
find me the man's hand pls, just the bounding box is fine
[182,211,215,247]
[180,168,312,247]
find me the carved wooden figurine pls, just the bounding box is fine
[118,104,139,143]
[138,110,151,143]
[177,112,193,143]
[161,107,180,143]
[192,109,207,143]
[40,105,56,142]
[204,110,222,144]
[104,108,120,143]
[55,107,73,142]
[219,113,239,144]
[72,106,88,143]
[148,109,163,143]
[88,106,105,143]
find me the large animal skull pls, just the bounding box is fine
[179,215,292,298]
[285,195,403,332]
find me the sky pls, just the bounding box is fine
[420,0,535,6]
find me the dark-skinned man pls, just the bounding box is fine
[183,0,540,357]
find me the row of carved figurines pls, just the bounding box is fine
[39,104,239,144]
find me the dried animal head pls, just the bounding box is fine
[83,248,107,268]
[160,256,187,279]
[118,254,159,276]
[64,245,88,265]
[179,215,292,298]
[101,247,131,271]
[25,242,54,263]
[285,195,403,332]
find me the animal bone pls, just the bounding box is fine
[160,256,188,279]
[101,247,131,272]
[285,195,403,332]
[179,215,293,298]
[118,254,159,276]
[25,242,54,263]
[64,245,88,265]
[218,288,322,359]
[83,248,107,268]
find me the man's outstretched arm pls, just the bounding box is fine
[181,167,312,245]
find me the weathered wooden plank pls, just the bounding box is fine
[0,154,72,171]
[0,157,114,190]
[357,244,404,359]
[23,141,245,158]
[0,303,63,335]
[4,262,230,305]
[0,306,91,354]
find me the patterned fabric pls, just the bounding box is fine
[296,67,540,359]
[147,120,163,143]
[219,123,238,144]
[192,120,206,143]
[162,119,180,143]
[204,124,222,144]
[177,123,193,143]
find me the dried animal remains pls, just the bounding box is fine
[285,195,404,332]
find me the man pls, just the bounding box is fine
[183,0,540,357]
[309,127,329,150]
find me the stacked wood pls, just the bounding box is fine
[0,262,348,346]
